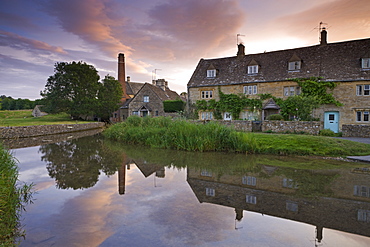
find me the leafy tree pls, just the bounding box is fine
[96,75,122,121]
[41,61,101,119]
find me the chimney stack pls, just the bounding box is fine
[320,27,327,46]
[237,43,245,57]
[118,53,127,101]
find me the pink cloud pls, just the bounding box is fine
[274,0,370,43]
[0,30,67,54]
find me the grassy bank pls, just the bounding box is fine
[0,144,33,246]
[104,116,370,157]
[0,110,88,127]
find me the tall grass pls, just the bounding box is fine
[0,144,33,246]
[104,116,370,157]
[104,116,258,152]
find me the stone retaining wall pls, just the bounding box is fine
[262,120,322,135]
[342,124,370,137]
[0,122,105,139]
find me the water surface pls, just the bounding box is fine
[11,134,370,247]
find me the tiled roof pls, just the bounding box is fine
[188,38,370,88]
[145,83,181,101]
[126,81,144,95]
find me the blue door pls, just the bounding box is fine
[324,111,339,133]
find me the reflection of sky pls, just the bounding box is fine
[13,146,370,247]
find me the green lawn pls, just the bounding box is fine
[0,110,90,126]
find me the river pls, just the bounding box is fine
[8,132,370,246]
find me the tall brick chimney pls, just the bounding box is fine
[320,27,327,46]
[118,53,127,101]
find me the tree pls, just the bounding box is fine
[41,61,101,119]
[279,95,319,121]
[96,75,122,121]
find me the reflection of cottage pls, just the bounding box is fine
[187,28,370,132]
[32,105,48,117]
[112,53,183,121]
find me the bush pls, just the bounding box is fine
[319,129,337,137]
[163,100,185,112]
[267,114,284,120]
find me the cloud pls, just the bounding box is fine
[142,0,246,60]
[0,30,67,55]
[44,0,133,57]
[273,0,370,43]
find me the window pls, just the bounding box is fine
[283,178,298,189]
[284,86,300,96]
[201,170,213,177]
[356,111,370,122]
[358,210,370,222]
[286,201,298,212]
[242,176,256,186]
[207,69,216,78]
[155,111,159,116]
[244,85,257,95]
[246,194,257,204]
[354,185,369,197]
[288,61,301,71]
[357,84,370,96]
[132,111,139,115]
[201,111,213,120]
[201,90,213,99]
[248,65,258,74]
[206,188,215,196]
[362,58,370,69]
[143,95,149,102]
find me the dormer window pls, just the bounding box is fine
[288,53,302,71]
[207,69,216,78]
[288,61,301,70]
[248,65,258,74]
[362,58,370,69]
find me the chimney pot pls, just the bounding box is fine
[237,43,245,57]
[320,28,327,45]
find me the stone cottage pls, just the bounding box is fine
[187,28,370,133]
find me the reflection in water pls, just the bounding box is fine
[16,134,370,246]
[39,135,123,189]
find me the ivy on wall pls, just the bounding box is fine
[195,77,341,121]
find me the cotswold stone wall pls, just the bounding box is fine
[262,120,322,135]
[0,122,105,139]
[342,125,370,137]
[193,120,322,134]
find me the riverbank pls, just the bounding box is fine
[0,122,105,139]
[0,144,33,246]
[104,116,370,157]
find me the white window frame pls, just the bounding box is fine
[286,201,298,212]
[132,111,139,116]
[206,188,215,197]
[362,58,370,69]
[357,84,370,96]
[247,65,258,74]
[244,85,257,95]
[246,194,257,204]
[288,61,301,71]
[207,69,216,78]
[201,90,213,99]
[356,111,370,122]
[201,170,213,177]
[242,176,256,186]
[284,86,300,96]
[143,95,149,102]
[358,209,370,222]
[201,111,213,120]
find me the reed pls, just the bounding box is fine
[104,116,370,157]
[0,144,33,246]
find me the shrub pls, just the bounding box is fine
[319,129,337,137]
[267,114,284,120]
[163,100,185,112]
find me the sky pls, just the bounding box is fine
[1,0,369,100]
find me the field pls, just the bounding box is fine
[0,110,88,126]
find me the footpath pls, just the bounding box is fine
[336,137,370,163]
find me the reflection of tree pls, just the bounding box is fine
[39,135,123,190]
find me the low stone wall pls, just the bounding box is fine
[262,120,322,135]
[0,122,105,139]
[342,124,370,137]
